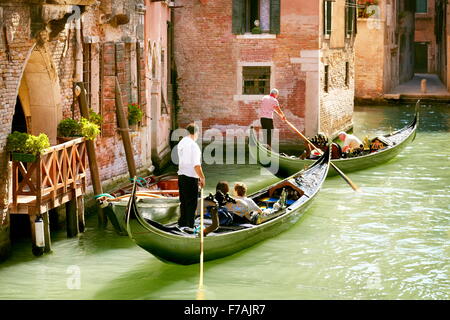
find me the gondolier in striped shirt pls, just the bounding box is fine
[177,123,205,231]
[260,88,287,148]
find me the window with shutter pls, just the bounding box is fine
[232,0,280,35]
[270,0,280,34]
[324,0,333,37]
[416,0,427,13]
[232,0,245,34]
[345,0,357,37]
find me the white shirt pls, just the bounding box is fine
[177,136,202,178]
[234,196,261,213]
[343,134,363,150]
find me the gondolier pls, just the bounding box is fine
[260,88,287,148]
[177,123,205,230]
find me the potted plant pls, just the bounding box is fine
[79,117,100,140]
[89,109,103,127]
[127,103,143,131]
[57,118,82,143]
[57,117,101,143]
[6,131,50,162]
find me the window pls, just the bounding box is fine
[345,62,350,87]
[416,0,427,13]
[232,0,280,35]
[242,66,271,95]
[324,65,329,93]
[324,0,333,36]
[345,0,357,36]
[82,43,92,108]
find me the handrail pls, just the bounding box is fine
[11,138,88,213]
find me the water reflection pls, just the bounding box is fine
[0,105,449,300]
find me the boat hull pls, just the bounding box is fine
[249,111,418,178]
[107,198,180,235]
[125,149,331,265]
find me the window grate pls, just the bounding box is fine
[242,66,271,95]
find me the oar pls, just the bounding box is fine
[196,188,205,300]
[284,120,361,192]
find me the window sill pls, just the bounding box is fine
[236,33,276,40]
[233,94,264,101]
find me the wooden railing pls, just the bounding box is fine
[12,137,88,210]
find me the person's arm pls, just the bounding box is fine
[194,165,205,188]
[274,104,286,121]
[249,198,263,214]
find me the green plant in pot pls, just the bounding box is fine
[128,103,143,130]
[6,131,50,162]
[80,117,100,140]
[89,109,103,127]
[57,118,82,143]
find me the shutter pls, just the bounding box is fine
[232,0,245,34]
[270,0,281,34]
[353,0,358,35]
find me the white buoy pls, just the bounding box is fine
[35,216,45,248]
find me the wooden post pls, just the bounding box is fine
[421,79,427,94]
[43,210,51,253]
[77,196,85,233]
[76,82,106,227]
[115,76,137,178]
[66,197,79,238]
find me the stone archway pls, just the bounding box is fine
[16,46,63,145]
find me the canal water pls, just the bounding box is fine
[0,104,448,300]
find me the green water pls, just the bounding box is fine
[1,104,449,300]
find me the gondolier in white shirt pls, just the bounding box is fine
[177,123,205,230]
[260,88,287,148]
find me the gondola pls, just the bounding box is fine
[249,106,419,177]
[100,173,179,235]
[123,147,331,265]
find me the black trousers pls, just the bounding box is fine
[178,174,199,228]
[260,117,274,147]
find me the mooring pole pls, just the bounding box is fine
[76,82,106,227]
[115,76,137,178]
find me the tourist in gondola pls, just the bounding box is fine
[211,181,234,226]
[177,123,205,231]
[260,88,287,148]
[233,182,263,223]
[338,131,363,153]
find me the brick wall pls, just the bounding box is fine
[173,0,319,144]
[0,0,150,260]
[321,45,355,136]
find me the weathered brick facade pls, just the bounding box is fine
[173,0,355,143]
[355,0,416,100]
[0,0,164,260]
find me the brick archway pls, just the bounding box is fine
[16,46,63,145]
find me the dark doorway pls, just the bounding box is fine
[11,97,28,134]
[414,42,428,73]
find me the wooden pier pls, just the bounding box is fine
[8,137,88,255]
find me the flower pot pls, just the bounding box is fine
[12,152,37,163]
[57,136,80,144]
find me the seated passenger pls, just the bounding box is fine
[338,131,363,153]
[213,181,234,226]
[233,182,262,224]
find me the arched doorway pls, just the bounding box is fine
[13,46,63,145]
[9,45,63,239]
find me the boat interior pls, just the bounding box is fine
[141,178,308,237]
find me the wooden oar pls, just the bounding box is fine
[284,120,361,192]
[196,188,205,300]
